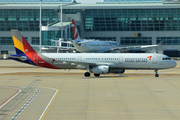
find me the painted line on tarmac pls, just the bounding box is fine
[85,111,117,114]
[12,89,40,120]
[109,77,142,80]
[39,88,59,120]
[0,88,21,109]
[125,71,135,73]
[170,71,180,73]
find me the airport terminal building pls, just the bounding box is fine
[0,0,180,57]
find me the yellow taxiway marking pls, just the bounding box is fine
[84,111,117,114]
[40,89,59,120]
[125,71,135,73]
[84,111,161,115]
[60,93,79,96]
[110,77,142,80]
[78,70,86,73]
[170,71,180,73]
[32,70,45,72]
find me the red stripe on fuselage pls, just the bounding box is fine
[22,37,59,69]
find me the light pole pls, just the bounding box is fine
[60,0,63,41]
[39,0,42,53]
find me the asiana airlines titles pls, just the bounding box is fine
[125,58,148,63]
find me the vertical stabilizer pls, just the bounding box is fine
[72,19,81,40]
[10,30,37,65]
[11,30,26,55]
[11,30,36,55]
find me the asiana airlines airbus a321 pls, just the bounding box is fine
[9,30,177,77]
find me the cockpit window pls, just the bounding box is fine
[162,57,171,60]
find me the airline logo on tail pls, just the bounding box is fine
[72,19,79,40]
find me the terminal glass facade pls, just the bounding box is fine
[0,9,57,31]
[0,37,27,45]
[0,37,13,45]
[102,0,163,2]
[32,37,39,45]
[84,9,180,31]
[0,0,74,3]
[157,37,180,45]
[121,37,152,45]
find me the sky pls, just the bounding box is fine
[76,0,102,3]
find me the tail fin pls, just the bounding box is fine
[72,19,80,40]
[11,30,59,69]
[11,30,36,55]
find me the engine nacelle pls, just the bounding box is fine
[90,66,109,74]
[110,68,125,74]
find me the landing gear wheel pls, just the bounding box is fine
[155,74,159,77]
[155,70,159,77]
[84,72,90,77]
[94,74,100,77]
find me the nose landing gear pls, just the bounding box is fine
[155,70,159,77]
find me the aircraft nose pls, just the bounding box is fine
[171,61,177,68]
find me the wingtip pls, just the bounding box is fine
[158,41,163,46]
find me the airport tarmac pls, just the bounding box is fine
[0,60,180,120]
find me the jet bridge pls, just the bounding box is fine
[41,21,79,53]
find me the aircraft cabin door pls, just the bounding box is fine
[119,56,123,64]
[153,55,157,64]
[77,56,82,62]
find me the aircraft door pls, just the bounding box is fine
[153,55,157,64]
[119,56,123,64]
[77,56,82,62]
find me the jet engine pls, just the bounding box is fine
[109,68,125,74]
[90,66,109,74]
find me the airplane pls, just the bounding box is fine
[51,19,163,53]
[9,30,176,77]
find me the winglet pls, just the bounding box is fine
[158,41,163,46]
[72,18,80,40]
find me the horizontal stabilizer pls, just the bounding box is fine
[8,55,27,61]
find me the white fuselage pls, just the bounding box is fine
[40,53,176,70]
[72,40,119,53]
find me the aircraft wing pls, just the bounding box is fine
[77,41,91,44]
[56,60,114,68]
[113,44,158,51]
[49,46,76,50]
[50,40,72,44]
[102,41,163,53]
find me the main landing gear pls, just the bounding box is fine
[84,72,90,77]
[84,72,101,77]
[155,70,159,77]
[94,74,100,77]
